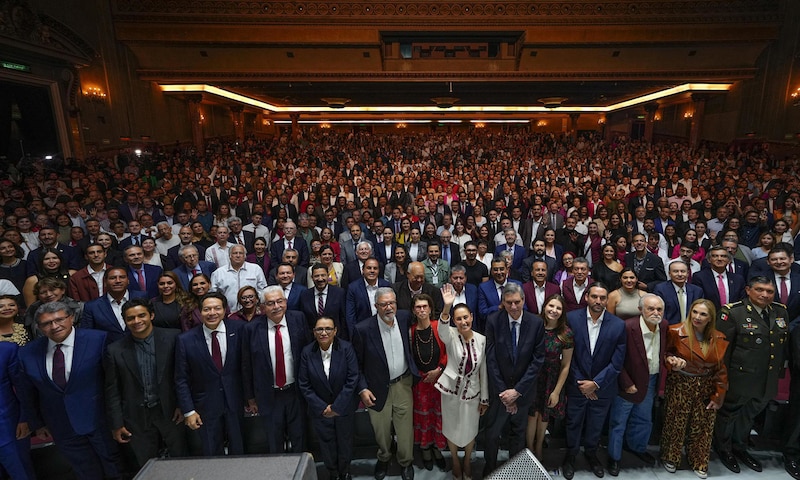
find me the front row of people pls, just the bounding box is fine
[0,275,795,480]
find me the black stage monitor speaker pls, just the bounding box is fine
[134,454,317,480]
[486,449,552,480]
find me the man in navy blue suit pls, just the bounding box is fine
[82,267,148,343]
[345,258,390,336]
[483,283,545,475]
[123,245,162,298]
[692,245,746,310]
[18,301,121,479]
[494,228,526,275]
[172,244,216,291]
[448,265,478,315]
[653,260,703,324]
[0,341,35,480]
[242,286,312,453]
[300,263,348,336]
[270,221,310,267]
[274,262,308,311]
[174,292,246,456]
[561,283,626,480]
[166,226,207,270]
[477,258,523,333]
[26,226,81,276]
[352,288,418,480]
[764,244,800,328]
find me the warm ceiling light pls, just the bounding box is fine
[538,97,568,109]
[431,97,460,109]
[321,98,351,109]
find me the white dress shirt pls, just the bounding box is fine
[378,316,407,380]
[202,320,227,365]
[108,293,129,329]
[639,316,661,375]
[586,310,605,355]
[321,343,333,379]
[210,261,267,311]
[205,243,232,268]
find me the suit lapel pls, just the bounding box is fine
[257,320,274,373]
[312,348,334,395]
[629,319,648,366]
[368,320,389,371]
[223,325,237,373]
[154,331,169,383]
[121,338,144,387]
[101,298,124,333]
[193,328,217,372]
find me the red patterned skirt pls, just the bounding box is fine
[412,378,446,449]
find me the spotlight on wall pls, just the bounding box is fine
[82,86,107,104]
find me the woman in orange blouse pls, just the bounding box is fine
[660,299,729,479]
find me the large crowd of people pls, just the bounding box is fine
[0,129,798,480]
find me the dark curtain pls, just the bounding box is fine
[0,81,59,159]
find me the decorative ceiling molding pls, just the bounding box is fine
[111,1,781,25]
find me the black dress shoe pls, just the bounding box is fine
[733,449,762,472]
[717,450,740,474]
[434,455,447,472]
[562,454,576,480]
[400,464,415,480]
[607,459,620,477]
[338,474,353,480]
[631,451,656,466]
[585,452,605,478]
[785,456,800,480]
[421,448,434,471]
[374,460,389,480]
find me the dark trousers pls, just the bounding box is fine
[483,399,529,472]
[54,429,121,480]
[126,404,188,468]
[0,437,35,480]
[198,409,244,456]
[713,393,770,452]
[262,385,306,453]
[785,388,800,459]
[565,393,614,455]
[311,414,355,476]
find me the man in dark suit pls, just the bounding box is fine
[692,245,746,310]
[763,243,800,328]
[69,243,110,302]
[340,223,367,265]
[352,288,418,480]
[545,202,565,232]
[345,258,390,337]
[555,217,587,256]
[437,230,461,267]
[117,219,147,253]
[483,283,545,475]
[494,228,526,274]
[0,341,34,480]
[26,226,81,276]
[227,217,256,254]
[172,244,216,291]
[104,298,186,468]
[606,294,668,475]
[270,221,310,268]
[242,286,312,453]
[123,245,162,299]
[174,292,246,456]
[166,226,207,269]
[562,284,626,480]
[562,257,594,313]
[448,265,478,315]
[276,194,299,222]
[298,316,360,480]
[18,301,121,479]
[392,262,444,314]
[653,260,703,325]
[522,260,561,315]
[625,233,667,292]
[274,262,307,311]
[477,258,523,333]
[82,267,148,343]
[521,239,556,284]
[300,264,348,337]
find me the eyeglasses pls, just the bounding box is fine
[413,304,430,309]
[37,316,70,330]
[240,295,257,302]
[314,327,335,333]
[376,301,397,308]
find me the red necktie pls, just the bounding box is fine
[317,292,324,316]
[781,276,789,304]
[211,331,223,372]
[52,344,66,389]
[717,274,727,306]
[287,240,293,250]
[274,325,286,387]
[136,269,146,291]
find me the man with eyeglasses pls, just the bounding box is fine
[353,288,418,480]
[458,240,489,286]
[18,301,122,479]
[298,316,360,480]
[166,225,207,269]
[173,244,216,291]
[242,286,312,453]
[210,245,267,312]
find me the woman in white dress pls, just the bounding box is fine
[436,284,489,480]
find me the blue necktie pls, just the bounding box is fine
[511,321,518,362]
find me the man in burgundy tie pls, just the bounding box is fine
[17,301,121,479]
[175,292,247,456]
[242,286,312,453]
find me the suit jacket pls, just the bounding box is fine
[439,242,462,267]
[692,268,745,309]
[82,291,149,343]
[298,338,360,418]
[494,244,526,273]
[26,243,81,276]
[522,281,561,315]
[561,278,595,312]
[270,236,310,268]
[653,281,704,325]
[69,264,111,302]
[520,255,557,284]
[566,309,627,399]
[0,342,22,446]
[127,264,163,298]
[392,280,444,314]
[435,319,488,403]
[352,311,418,411]
[166,243,207,269]
[617,316,669,403]
[345,279,391,336]
[769,271,800,327]
[104,328,180,430]
[241,313,312,409]
[299,286,347,337]
[406,242,428,262]
[451,283,479,317]
[484,310,545,406]
[118,234,148,252]
[228,231,256,255]
[624,252,667,291]
[174,319,246,418]
[374,242,397,266]
[477,279,523,330]
[340,237,365,265]
[284,282,308,311]
[172,261,217,291]
[18,329,109,438]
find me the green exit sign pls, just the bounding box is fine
[1,61,30,72]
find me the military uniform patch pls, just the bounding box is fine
[776,318,787,329]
